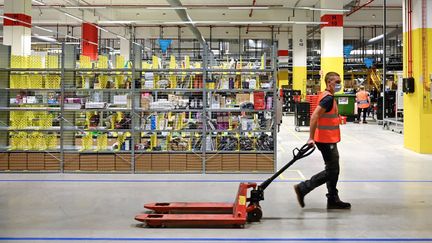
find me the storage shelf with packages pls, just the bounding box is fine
[0,43,277,173]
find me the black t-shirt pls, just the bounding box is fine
[319,95,334,112]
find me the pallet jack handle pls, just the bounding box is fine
[259,143,315,191]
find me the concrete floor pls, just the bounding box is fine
[1,116,432,242]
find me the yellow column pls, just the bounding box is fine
[320,0,344,92]
[403,0,432,154]
[277,32,289,88]
[293,24,307,97]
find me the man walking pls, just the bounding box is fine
[355,85,371,124]
[294,72,351,210]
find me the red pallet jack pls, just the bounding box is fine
[135,144,315,227]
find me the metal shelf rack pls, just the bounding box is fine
[0,42,277,173]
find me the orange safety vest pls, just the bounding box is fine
[314,91,341,143]
[356,91,370,108]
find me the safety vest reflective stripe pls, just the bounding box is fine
[357,91,370,108]
[321,114,339,118]
[317,125,339,130]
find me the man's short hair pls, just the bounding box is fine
[324,72,340,84]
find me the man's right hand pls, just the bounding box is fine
[307,138,315,147]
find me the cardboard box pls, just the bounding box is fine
[8,153,27,170]
[135,154,151,172]
[222,154,239,171]
[45,153,60,171]
[0,153,9,170]
[97,154,115,171]
[169,154,187,171]
[187,154,202,172]
[80,154,97,171]
[64,153,80,171]
[205,154,222,172]
[240,154,257,171]
[236,93,251,104]
[115,154,131,171]
[257,154,274,172]
[27,153,45,170]
[151,154,169,171]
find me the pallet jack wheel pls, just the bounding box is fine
[247,204,262,222]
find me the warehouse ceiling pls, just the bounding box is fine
[0,0,403,41]
[0,0,402,26]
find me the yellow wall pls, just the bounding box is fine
[293,66,307,97]
[403,28,432,154]
[320,57,344,93]
[278,70,289,88]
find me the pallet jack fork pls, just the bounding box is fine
[135,144,315,227]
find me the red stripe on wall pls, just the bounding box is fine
[3,13,32,28]
[320,14,343,29]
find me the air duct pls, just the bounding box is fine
[166,0,214,61]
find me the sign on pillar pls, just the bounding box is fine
[82,23,99,61]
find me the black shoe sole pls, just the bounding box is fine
[294,185,305,208]
[327,205,351,210]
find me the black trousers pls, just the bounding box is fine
[299,142,340,198]
[357,108,367,122]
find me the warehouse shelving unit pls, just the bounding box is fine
[0,42,277,173]
[0,45,63,172]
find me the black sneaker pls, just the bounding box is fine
[363,121,368,124]
[294,184,305,208]
[353,120,359,124]
[327,198,351,210]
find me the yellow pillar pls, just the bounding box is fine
[293,24,307,97]
[278,70,289,88]
[403,0,432,154]
[277,32,289,88]
[320,0,344,92]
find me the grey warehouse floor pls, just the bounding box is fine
[1,116,432,243]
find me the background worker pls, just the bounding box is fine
[355,86,371,124]
[294,72,351,210]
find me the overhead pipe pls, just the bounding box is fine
[407,0,413,77]
[346,0,375,17]
[246,0,257,34]
[421,0,430,91]
[166,0,213,60]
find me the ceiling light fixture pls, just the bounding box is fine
[98,20,134,24]
[296,7,350,12]
[132,41,142,47]
[163,21,196,24]
[230,21,264,25]
[65,35,80,40]
[149,6,187,10]
[32,0,45,5]
[65,6,107,9]
[264,21,295,24]
[117,35,127,40]
[33,35,57,42]
[292,21,328,25]
[64,13,83,22]
[228,6,269,10]
[34,26,54,33]
[0,15,17,21]
[95,25,108,32]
